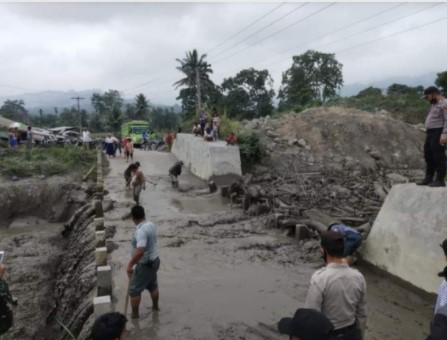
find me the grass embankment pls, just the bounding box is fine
[0,147,96,177]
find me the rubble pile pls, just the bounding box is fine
[232,106,426,241]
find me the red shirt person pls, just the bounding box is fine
[226,132,237,145]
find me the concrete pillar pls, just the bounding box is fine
[95,230,106,247]
[94,200,104,218]
[93,295,112,318]
[95,247,107,266]
[295,224,311,241]
[94,218,105,231]
[97,265,112,296]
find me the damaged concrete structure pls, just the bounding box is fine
[363,184,447,293]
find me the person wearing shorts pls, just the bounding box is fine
[126,205,160,319]
[328,223,362,266]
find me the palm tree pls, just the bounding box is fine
[174,49,214,112]
[135,93,149,120]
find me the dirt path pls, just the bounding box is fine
[105,149,434,340]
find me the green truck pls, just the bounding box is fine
[121,120,149,146]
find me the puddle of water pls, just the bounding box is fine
[2,216,63,236]
[171,195,229,214]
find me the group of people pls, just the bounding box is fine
[192,107,221,142]
[7,126,32,149]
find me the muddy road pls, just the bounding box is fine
[105,149,434,340]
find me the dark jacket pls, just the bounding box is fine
[427,304,447,340]
[0,278,14,335]
[169,162,183,177]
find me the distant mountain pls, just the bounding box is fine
[0,90,180,115]
[340,72,437,97]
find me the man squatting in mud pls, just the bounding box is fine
[126,206,160,319]
[124,162,140,190]
[168,160,183,188]
[131,164,145,205]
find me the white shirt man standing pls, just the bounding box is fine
[82,128,90,150]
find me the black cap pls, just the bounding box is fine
[320,231,344,249]
[278,308,333,340]
[134,162,140,167]
[438,266,447,278]
[423,86,441,98]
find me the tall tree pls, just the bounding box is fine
[222,68,275,119]
[91,90,124,133]
[174,49,214,114]
[435,71,447,95]
[0,99,28,122]
[135,93,150,120]
[278,50,343,110]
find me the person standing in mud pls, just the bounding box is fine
[417,86,447,187]
[131,165,145,205]
[305,231,367,340]
[127,205,160,319]
[124,162,140,190]
[0,264,17,337]
[168,161,183,188]
[26,126,33,150]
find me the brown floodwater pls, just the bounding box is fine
[105,150,434,340]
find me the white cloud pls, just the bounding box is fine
[0,2,446,105]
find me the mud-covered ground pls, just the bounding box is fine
[0,177,92,340]
[105,150,434,340]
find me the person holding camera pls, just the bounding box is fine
[0,263,17,337]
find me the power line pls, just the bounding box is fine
[318,2,442,49]
[205,2,287,55]
[250,2,407,69]
[236,2,443,77]
[130,3,403,94]
[122,3,290,93]
[212,2,336,65]
[209,3,308,60]
[335,12,447,55]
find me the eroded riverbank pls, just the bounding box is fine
[105,149,434,340]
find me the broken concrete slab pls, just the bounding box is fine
[363,184,447,293]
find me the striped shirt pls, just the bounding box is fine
[425,97,447,134]
[435,280,447,314]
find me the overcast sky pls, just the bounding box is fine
[0,2,446,105]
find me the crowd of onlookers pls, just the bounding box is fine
[191,107,237,145]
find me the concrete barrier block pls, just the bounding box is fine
[95,231,106,247]
[93,295,112,318]
[95,247,107,266]
[97,265,112,296]
[94,218,105,231]
[172,133,242,182]
[363,184,447,293]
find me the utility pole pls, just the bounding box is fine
[195,68,201,114]
[71,96,84,134]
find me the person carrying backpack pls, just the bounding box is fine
[328,223,362,266]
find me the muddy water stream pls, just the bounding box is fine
[106,150,433,340]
